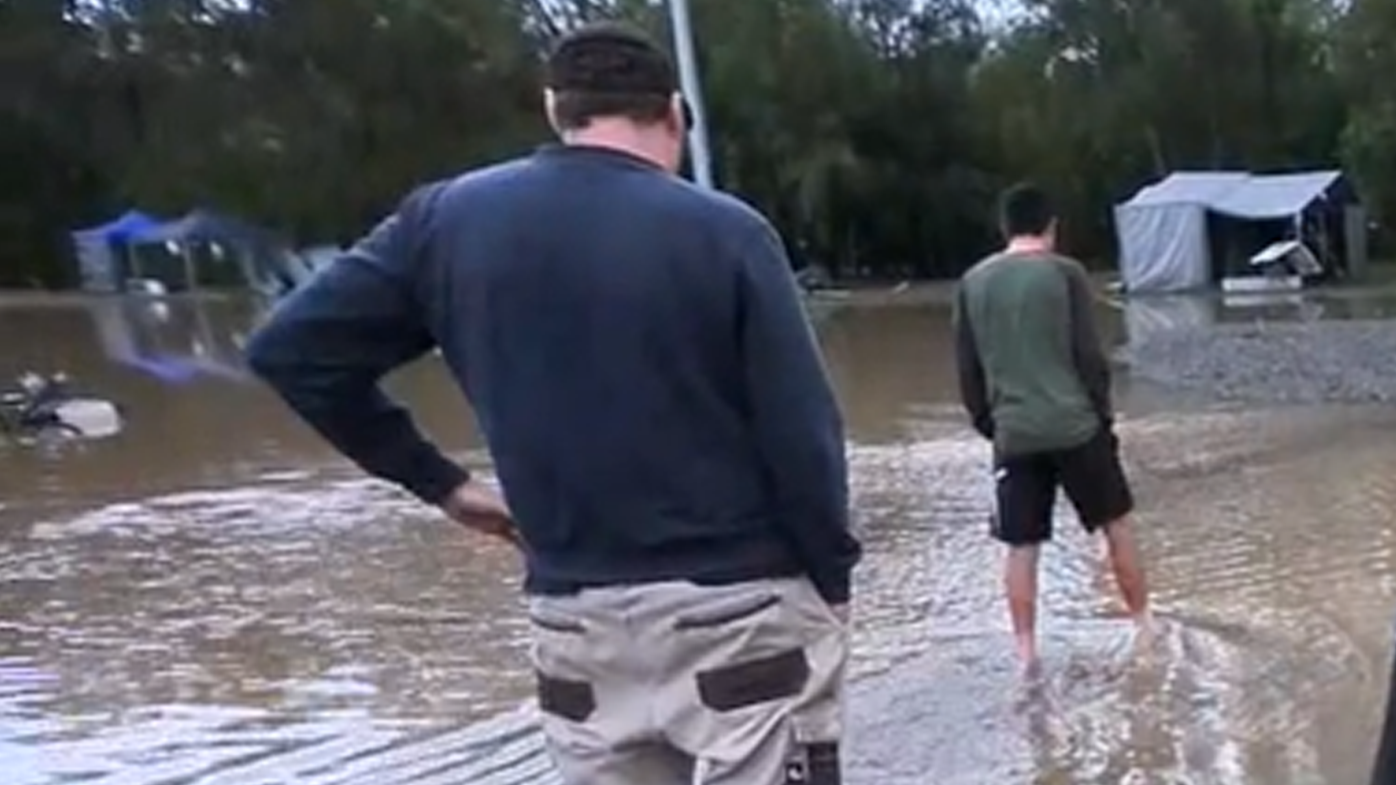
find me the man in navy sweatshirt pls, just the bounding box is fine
[245,21,860,785]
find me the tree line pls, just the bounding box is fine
[4,0,1393,288]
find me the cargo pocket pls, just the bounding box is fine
[696,648,810,713]
[527,600,594,723]
[537,672,596,723]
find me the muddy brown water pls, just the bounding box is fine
[1,293,1395,784]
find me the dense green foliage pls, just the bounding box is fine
[2,0,1386,286]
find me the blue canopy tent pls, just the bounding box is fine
[77,210,162,242]
[124,209,292,294]
[70,210,163,292]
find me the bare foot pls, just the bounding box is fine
[1016,634,1039,677]
[1131,611,1159,657]
[1022,657,1044,682]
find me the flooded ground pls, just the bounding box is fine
[1,291,1395,783]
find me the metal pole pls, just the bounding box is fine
[668,0,714,189]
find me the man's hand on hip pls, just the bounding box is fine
[441,479,521,548]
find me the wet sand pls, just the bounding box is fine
[1,295,1395,783]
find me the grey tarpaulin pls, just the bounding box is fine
[1114,170,1342,294]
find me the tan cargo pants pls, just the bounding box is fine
[528,577,848,785]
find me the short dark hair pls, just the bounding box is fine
[998,182,1056,237]
[545,22,678,131]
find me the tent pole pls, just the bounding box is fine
[183,244,197,294]
[128,244,143,284]
[668,0,714,189]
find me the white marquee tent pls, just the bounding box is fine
[1113,170,1345,293]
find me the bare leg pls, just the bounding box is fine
[1005,545,1041,672]
[1101,517,1150,629]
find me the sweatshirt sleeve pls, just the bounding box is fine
[952,284,994,440]
[737,220,862,605]
[244,187,469,505]
[1063,264,1113,423]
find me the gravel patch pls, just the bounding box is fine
[1118,319,1396,404]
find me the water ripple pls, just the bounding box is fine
[2,408,1395,783]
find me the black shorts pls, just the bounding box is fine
[991,427,1134,546]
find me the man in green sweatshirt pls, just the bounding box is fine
[953,182,1151,671]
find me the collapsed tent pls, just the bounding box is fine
[70,208,296,294]
[123,208,294,293]
[70,210,163,292]
[131,209,280,249]
[1113,170,1367,294]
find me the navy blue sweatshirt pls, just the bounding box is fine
[244,145,861,603]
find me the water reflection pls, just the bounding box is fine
[1118,287,1396,339]
[87,296,254,384]
[0,295,1394,783]
[1120,295,1218,344]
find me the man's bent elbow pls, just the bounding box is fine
[243,338,273,381]
[243,330,316,407]
[243,341,271,383]
[243,320,297,381]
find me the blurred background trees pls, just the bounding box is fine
[0,0,1378,286]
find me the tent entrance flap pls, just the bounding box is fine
[1114,202,1211,293]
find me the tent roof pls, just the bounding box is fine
[1127,172,1250,208]
[129,209,282,249]
[1212,171,1342,218]
[1120,170,1345,219]
[72,210,163,242]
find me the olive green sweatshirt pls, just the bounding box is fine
[952,251,1112,457]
